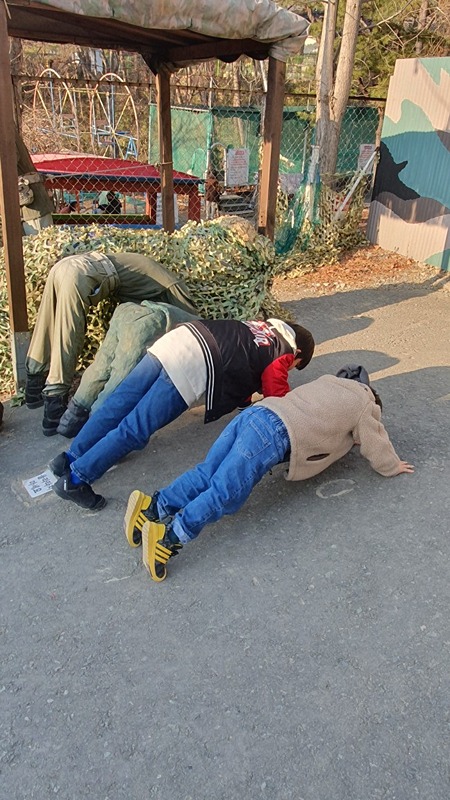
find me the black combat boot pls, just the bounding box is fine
[57,398,90,438]
[42,394,69,437]
[25,373,48,409]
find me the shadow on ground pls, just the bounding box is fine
[1,280,450,800]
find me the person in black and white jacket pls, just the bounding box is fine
[49,318,315,510]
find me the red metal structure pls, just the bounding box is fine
[32,153,201,224]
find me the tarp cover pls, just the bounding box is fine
[35,0,310,61]
[31,154,201,184]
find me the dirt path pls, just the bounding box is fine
[273,243,449,298]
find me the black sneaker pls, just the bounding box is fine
[49,452,71,477]
[25,373,47,409]
[42,394,69,437]
[53,473,106,510]
[57,399,90,438]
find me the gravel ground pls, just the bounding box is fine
[1,241,450,800]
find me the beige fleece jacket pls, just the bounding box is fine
[259,375,402,481]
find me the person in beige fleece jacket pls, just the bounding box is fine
[123,365,414,582]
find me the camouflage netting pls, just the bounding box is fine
[0,216,290,396]
[273,177,368,278]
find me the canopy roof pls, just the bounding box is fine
[1,0,301,365]
[6,0,309,66]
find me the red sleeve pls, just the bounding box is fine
[261,354,295,397]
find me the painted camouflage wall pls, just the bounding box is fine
[367,58,450,272]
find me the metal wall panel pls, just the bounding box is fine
[367,58,450,271]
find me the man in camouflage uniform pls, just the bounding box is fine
[25,251,197,436]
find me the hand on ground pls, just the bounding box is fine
[397,461,414,474]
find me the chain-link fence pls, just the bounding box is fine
[18,73,202,227]
[16,72,384,239]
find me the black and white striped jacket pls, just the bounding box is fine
[183,319,297,422]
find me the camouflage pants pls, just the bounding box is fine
[26,252,119,395]
[74,301,198,413]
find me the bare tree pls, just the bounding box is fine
[315,0,363,177]
[415,0,429,54]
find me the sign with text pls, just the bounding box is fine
[156,194,179,226]
[23,469,57,498]
[358,144,376,171]
[226,148,250,187]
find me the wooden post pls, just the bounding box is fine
[16,126,54,224]
[187,187,201,222]
[257,56,286,241]
[0,11,29,389]
[156,67,175,233]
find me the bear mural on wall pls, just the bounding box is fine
[372,141,450,224]
[367,57,450,271]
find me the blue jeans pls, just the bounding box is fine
[68,354,188,483]
[157,406,290,542]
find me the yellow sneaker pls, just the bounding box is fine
[124,490,155,548]
[142,521,182,582]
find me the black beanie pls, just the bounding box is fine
[336,364,383,410]
[336,364,370,385]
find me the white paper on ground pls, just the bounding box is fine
[23,469,57,498]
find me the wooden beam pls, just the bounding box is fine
[156,67,175,233]
[0,2,29,389]
[162,39,269,64]
[257,57,286,241]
